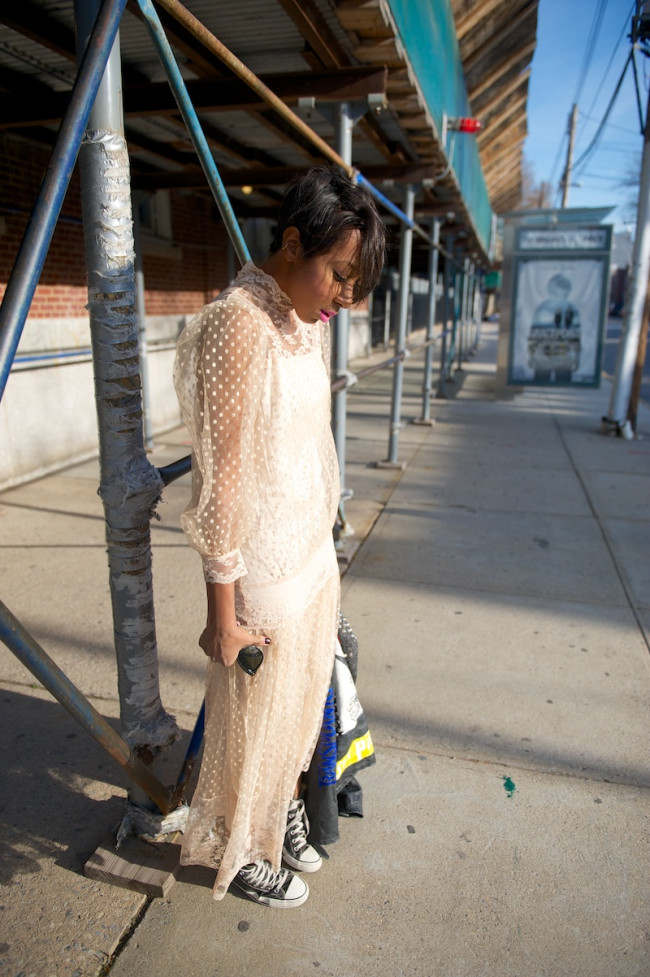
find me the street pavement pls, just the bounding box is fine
[1,320,649,977]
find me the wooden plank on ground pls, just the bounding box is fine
[84,834,182,898]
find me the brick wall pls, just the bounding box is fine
[0,132,236,487]
[139,192,230,314]
[0,133,87,317]
[0,132,231,319]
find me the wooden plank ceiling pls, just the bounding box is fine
[0,0,538,263]
[451,0,539,213]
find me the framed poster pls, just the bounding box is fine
[506,224,611,387]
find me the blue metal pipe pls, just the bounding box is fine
[14,349,92,365]
[170,699,205,807]
[353,171,461,262]
[158,454,192,486]
[437,234,455,398]
[0,597,173,815]
[0,0,127,403]
[0,205,83,227]
[355,171,416,229]
[135,0,250,267]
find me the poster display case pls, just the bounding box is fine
[499,216,612,390]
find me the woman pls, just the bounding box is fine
[174,166,385,908]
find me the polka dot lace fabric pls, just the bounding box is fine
[174,263,340,899]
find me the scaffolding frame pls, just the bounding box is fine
[0,0,479,816]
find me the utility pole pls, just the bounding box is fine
[605,2,650,436]
[561,103,578,207]
[627,278,650,431]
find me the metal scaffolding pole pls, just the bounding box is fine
[456,255,469,370]
[450,246,462,377]
[463,258,472,359]
[75,0,177,770]
[380,184,415,467]
[455,258,465,370]
[137,0,250,267]
[466,261,475,352]
[475,263,480,345]
[470,263,480,351]
[436,233,455,398]
[467,260,474,349]
[333,102,353,523]
[383,283,392,349]
[415,218,440,424]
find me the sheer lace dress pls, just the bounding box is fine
[173,263,340,899]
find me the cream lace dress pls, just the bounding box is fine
[173,262,340,900]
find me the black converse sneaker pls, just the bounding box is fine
[232,860,309,909]
[282,798,322,873]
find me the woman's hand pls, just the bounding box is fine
[200,580,270,667]
[199,620,269,668]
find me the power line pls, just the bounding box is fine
[577,171,629,181]
[572,50,633,177]
[545,0,631,197]
[583,1,635,123]
[630,45,647,133]
[572,0,609,106]
[552,0,609,199]
[582,143,641,151]
[581,167,638,178]
[578,110,639,136]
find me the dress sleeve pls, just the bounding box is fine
[173,295,268,583]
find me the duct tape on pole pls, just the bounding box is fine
[76,0,178,766]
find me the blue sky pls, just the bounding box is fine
[524,0,643,228]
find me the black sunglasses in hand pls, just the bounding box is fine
[237,644,264,676]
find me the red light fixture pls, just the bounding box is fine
[448,117,482,134]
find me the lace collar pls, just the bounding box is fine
[236,262,295,319]
[234,261,317,350]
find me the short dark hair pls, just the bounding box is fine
[270,165,385,302]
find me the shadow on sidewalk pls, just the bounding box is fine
[0,687,193,886]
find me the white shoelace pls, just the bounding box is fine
[286,799,310,853]
[239,860,289,893]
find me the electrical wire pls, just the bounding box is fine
[578,111,638,136]
[593,167,638,178]
[550,0,609,198]
[576,171,627,181]
[630,47,644,132]
[572,0,609,106]
[572,50,633,177]
[583,1,635,123]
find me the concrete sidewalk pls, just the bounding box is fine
[1,321,649,977]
